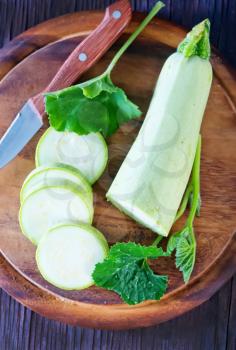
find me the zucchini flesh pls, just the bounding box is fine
[107,52,212,236]
[19,184,93,245]
[35,127,108,184]
[36,224,108,290]
[20,164,93,206]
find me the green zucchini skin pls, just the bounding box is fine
[107,52,212,236]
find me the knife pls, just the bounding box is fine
[0,0,131,169]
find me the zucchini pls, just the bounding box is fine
[19,183,93,245]
[107,20,212,237]
[36,223,108,290]
[35,127,108,184]
[20,164,93,206]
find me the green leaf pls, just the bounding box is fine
[176,230,196,283]
[92,242,168,305]
[45,76,141,137]
[167,227,196,283]
[167,231,182,254]
[44,2,166,137]
[108,241,165,259]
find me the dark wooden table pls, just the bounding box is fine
[0,1,235,349]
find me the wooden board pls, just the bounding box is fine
[0,12,236,329]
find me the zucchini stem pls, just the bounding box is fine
[152,235,163,247]
[179,136,201,257]
[175,183,193,222]
[166,136,201,282]
[187,135,201,227]
[177,19,211,59]
[175,135,201,224]
[105,1,165,76]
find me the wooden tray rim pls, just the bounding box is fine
[0,11,236,329]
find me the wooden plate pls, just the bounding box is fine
[0,12,236,329]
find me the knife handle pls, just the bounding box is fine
[31,0,131,115]
[47,0,131,91]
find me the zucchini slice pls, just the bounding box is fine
[20,164,93,206]
[35,128,108,184]
[19,184,93,245]
[36,224,108,290]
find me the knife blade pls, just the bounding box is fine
[0,0,131,169]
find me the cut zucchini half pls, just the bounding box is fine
[107,52,212,236]
[20,164,93,206]
[35,127,108,184]
[36,223,108,290]
[19,184,93,245]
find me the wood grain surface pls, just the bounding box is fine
[0,12,236,331]
[0,279,235,350]
[0,1,236,350]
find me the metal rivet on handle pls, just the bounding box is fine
[78,53,88,62]
[112,10,121,19]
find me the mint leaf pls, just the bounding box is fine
[92,242,168,305]
[106,241,164,260]
[45,76,141,138]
